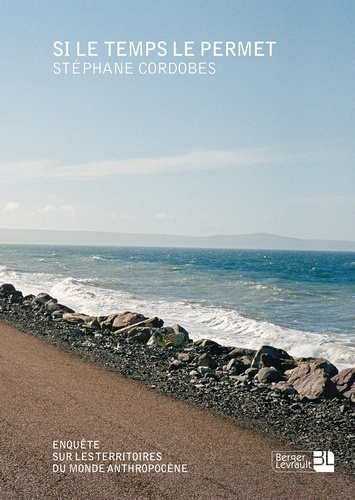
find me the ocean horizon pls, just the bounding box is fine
[1,228,355,252]
[0,243,354,370]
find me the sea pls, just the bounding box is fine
[0,244,354,370]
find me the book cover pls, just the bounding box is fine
[1,2,354,498]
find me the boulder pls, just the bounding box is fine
[171,324,188,336]
[331,368,355,400]
[286,360,339,401]
[226,359,236,372]
[227,347,257,360]
[251,345,293,370]
[197,353,216,369]
[99,314,120,331]
[22,294,35,306]
[46,302,75,315]
[62,313,97,325]
[0,283,23,303]
[194,338,224,355]
[33,293,56,305]
[260,353,297,373]
[225,358,247,375]
[126,327,153,344]
[302,358,338,378]
[85,317,101,329]
[0,283,17,295]
[115,317,164,337]
[257,367,282,384]
[112,311,148,332]
[147,328,189,347]
[44,301,62,313]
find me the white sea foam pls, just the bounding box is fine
[1,265,354,370]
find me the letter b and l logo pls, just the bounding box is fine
[313,451,334,472]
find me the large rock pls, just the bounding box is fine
[0,283,23,302]
[46,301,75,315]
[126,327,153,344]
[147,326,189,347]
[286,360,339,401]
[197,352,216,369]
[112,312,148,332]
[259,353,297,373]
[171,324,189,339]
[331,368,355,401]
[0,283,17,296]
[33,292,56,305]
[257,367,282,384]
[227,347,257,360]
[62,312,98,327]
[251,345,293,370]
[225,358,249,375]
[194,338,224,355]
[99,314,120,331]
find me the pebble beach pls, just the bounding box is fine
[1,283,354,478]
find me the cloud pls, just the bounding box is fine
[3,201,20,212]
[0,148,280,182]
[2,146,351,183]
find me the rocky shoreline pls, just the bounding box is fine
[1,283,354,475]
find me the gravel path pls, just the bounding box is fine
[1,323,354,499]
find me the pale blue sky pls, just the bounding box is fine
[1,1,354,241]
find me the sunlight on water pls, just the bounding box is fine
[0,244,354,369]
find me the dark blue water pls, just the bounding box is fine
[1,245,354,367]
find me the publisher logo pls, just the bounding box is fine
[271,451,334,473]
[313,451,335,473]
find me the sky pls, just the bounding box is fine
[1,0,354,242]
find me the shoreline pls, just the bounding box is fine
[2,322,354,499]
[0,283,354,477]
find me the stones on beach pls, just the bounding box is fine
[0,283,23,303]
[168,359,184,371]
[0,283,17,295]
[251,345,294,371]
[224,357,251,375]
[273,381,297,396]
[227,347,257,360]
[257,367,282,384]
[98,313,119,330]
[46,302,75,316]
[197,352,216,368]
[112,311,149,332]
[147,325,190,347]
[126,327,153,344]
[33,292,55,306]
[1,282,354,411]
[195,338,225,355]
[30,293,76,319]
[62,312,98,326]
[332,367,355,402]
[285,360,339,401]
[177,352,191,363]
[1,282,355,475]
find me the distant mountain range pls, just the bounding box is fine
[1,228,355,251]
